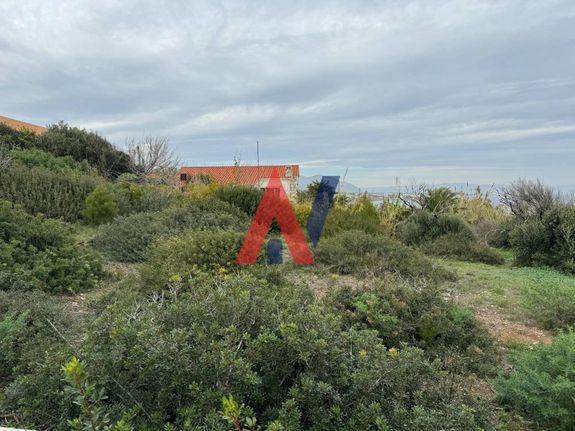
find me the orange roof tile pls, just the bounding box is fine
[178,165,299,186]
[0,115,46,134]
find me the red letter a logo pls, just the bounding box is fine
[236,169,314,265]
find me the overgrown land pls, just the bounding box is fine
[1,123,574,431]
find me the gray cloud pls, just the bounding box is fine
[1,0,574,187]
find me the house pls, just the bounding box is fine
[177,165,300,197]
[0,115,46,134]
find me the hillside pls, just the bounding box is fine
[1,124,575,431]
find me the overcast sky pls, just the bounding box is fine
[1,0,574,188]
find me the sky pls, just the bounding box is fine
[1,0,574,189]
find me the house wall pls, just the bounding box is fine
[257,177,299,197]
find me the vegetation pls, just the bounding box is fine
[0,201,102,293]
[2,120,575,430]
[497,331,575,431]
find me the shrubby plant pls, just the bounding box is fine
[315,230,453,281]
[497,331,575,431]
[67,271,495,430]
[37,122,131,178]
[0,200,102,293]
[215,184,263,216]
[510,204,575,273]
[94,198,248,262]
[84,184,120,225]
[0,164,101,221]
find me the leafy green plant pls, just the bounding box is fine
[0,200,102,293]
[396,210,474,246]
[84,185,120,225]
[0,164,101,221]
[421,233,504,265]
[315,230,453,281]
[497,331,575,430]
[94,198,248,262]
[215,185,263,216]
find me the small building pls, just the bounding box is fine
[177,165,300,197]
[0,115,46,134]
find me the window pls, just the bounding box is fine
[180,173,188,181]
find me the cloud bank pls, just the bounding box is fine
[1,0,574,187]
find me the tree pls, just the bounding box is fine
[37,122,131,179]
[499,178,559,220]
[126,136,180,183]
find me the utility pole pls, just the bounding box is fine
[257,140,260,187]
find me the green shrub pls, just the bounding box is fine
[325,278,495,374]
[496,331,575,430]
[0,201,102,293]
[0,123,37,149]
[215,184,263,216]
[396,210,474,246]
[510,205,575,273]
[94,199,248,262]
[0,164,101,221]
[6,147,94,175]
[72,273,493,430]
[315,230,453,281]
[521,268,575,330]
[36,122,131,178]
[84,184,119,225]
[141,230,246,289]
[421,233,504,265]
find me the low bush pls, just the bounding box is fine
[315,230,453,282]
[94,198,248,262]
[5,147,94,175]
[496,331,575,431]
[215,184,263,216]
[141,230,246,289]
[66,272,494,430]
[521,269,575,330]
[421,233,504,265]
[0,201,102,293]
[396,210,474,246]
[0,290,79,429]
[325,277,495,374]
[0,165,101,221]
[84,184,119,225]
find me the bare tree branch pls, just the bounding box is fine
[127,135,180,176]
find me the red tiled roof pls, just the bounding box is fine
[178,165,299,186]
[0,115,46,134]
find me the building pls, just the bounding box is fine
[0,115,46,134]
[177,165,300,197]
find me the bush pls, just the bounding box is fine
[5,147,94,176]
[521,268,575,330]
[94,199,248,262]
[421,233,504,265]
[0,201,102,293]
[0,290,78,429]
[141,230,246,289]
[36,122,131,178]
[84,185,119,225]
[214,184,263,216]
[315,230,453,281]
[496,331,575,430]
[0,165,101,221]
[325,278,495,373]
[396,210,474,246]
[71,272,493,430]
[510,205,575,273]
